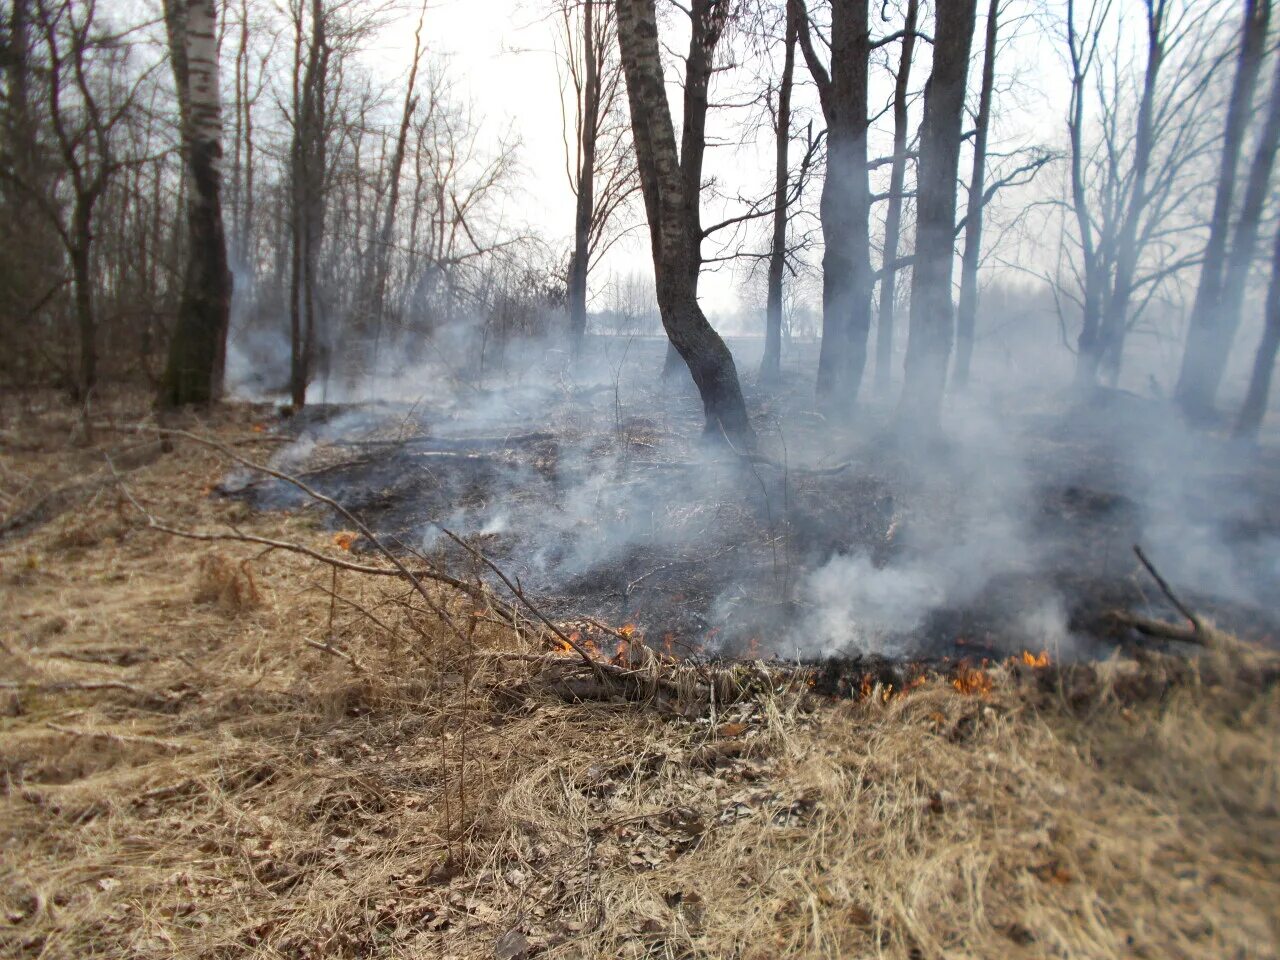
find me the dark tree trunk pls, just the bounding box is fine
[952,0,999,390]
[1176,0,1270,418]
[616,0,754,446]
[288,0,327,408]
[797,0,873,411]
[898,0,978,426]
[568,0,599,356]
[161,0,233,407]
[1235,223,1280,438]
[1179,26,1280,418]
[874,0,919,395]
[71,200,95,399]
[760,1,798,384]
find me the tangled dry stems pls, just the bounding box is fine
[0,393,1276,959]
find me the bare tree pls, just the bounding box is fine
[1178,2,1279,418]
[793,0,875,410]
[873,0,920,395]
[557,0,638,356]
[287,0,328,406]
[898,0,977,425]
[615,0,754,445]
[22,0,153,399]
[1173,0,1269,417]
[1090,0,1168,384]
[1235,222,1280,438]
[160,0,232,406]
[951,0,999,390]
[760,0,798,383]
[352,0,427,380]
[1062,0,1231,389]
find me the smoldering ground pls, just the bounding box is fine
[225,330,1280,663]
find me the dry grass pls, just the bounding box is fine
[1,390,1277,959]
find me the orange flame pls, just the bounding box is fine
[951,663,993,697]
[332,531,358,551]
[1019,650,1051,668]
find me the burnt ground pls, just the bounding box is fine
[226,341,1280,662]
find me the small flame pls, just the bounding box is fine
[951,663,993,697]
[1019,650,1051,668]
[332,531,358,551]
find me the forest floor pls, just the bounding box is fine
[1,389,1279,959]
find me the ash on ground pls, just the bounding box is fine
[224,340,1280,662]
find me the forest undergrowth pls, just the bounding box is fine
[1,391,1277,959]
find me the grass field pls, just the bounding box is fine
[1,392,1277,959]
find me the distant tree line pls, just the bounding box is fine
[1,0,1278,441]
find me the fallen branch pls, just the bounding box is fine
[303,638,364,670]
[1133,545,1202,632]
[1112,545,1216,647]
[434,525,611,679]
[1109,610,1206,645]
[107,499,514,621]
[110,432,515,643]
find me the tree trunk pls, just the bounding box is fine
[1066,0,1106,391]
[760,1,797,384]
[71,201,95,399]
[288,0,327,408]
[1179,34,1280,418]
[1234,223,1280,438]
[615,0,754,446]
[798,0,873,411]
[161,0,233,407]
[1174,0,1269,417]
[952,0,999,390]
[362,3,423,379]
[874,0,919,395]
[568,0,599,356]
[1093,0,1165,386]
[898,0,977,426]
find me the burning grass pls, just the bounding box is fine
[1,391,1278,958]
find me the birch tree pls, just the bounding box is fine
[614,0,755,445]
[161,0,232,406]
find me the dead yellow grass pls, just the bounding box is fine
[0,391,1277,959]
